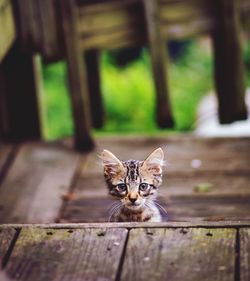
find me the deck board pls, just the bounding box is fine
[240,228,250,281]
[81,136,250,175]
[0,143,79,223]
[0,227,16,264]
[5,227,127,281]
[121,228,236,281]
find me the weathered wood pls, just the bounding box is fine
[78,136,250,176]
[166,195,250,222]
[60,0,94,151]
[84,49,104,128]
[61,194,250,223]
[211,0,247,124]
[67,173,250,200]
[37,0,62,60]
[144,0,174,128]
[2,221,250,230]
[0,144,14,182]
[77,1,142,34]
[0,142,79,223]
[0,0,16,61]
[0,42,41,141]
[79,26,145,50]
[121,228,236,281]
[240,228,250,281]
[0,227,17,264]
[5,227,128,281]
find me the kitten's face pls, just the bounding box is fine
[101,148,164,210]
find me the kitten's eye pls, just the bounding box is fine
[117,183,127,192]
[139,183,148,191]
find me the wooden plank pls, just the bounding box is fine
[0,227,16,264]
[60,0,94,151]
[0,142,79,223]
[0,0,16,61]
[5,227,127,281]
[211,0,247,124]
[77,1,142,34]
[68,173,250,199]
[144,0,174,128]
[240,228,250,281]
[2,221,250,229]
[121,228,236,281]
[61,194,250,223]
[79,136,250,176]
[80,26,144,50]
[166,196,250,222]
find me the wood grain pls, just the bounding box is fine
[5,227,128,281]
[0,143,79,223]
[240,228,250,281]
[0,227,16,264]
[121,228,236,281]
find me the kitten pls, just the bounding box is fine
[101,148,165,222]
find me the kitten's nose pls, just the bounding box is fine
[129,198,137,204]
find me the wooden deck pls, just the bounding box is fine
[0,135,250,280]
[0,222,250,280]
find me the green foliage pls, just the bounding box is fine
[42,41,213,140]
[42,63,73,139]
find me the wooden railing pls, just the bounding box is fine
[0,0,249,150]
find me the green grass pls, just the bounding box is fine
[41,41,213,140]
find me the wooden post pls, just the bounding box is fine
[84,49,104,129]
[0,42,41,141]
[60,0,94,151]
[211,0,247,124]
[143,0,174,128]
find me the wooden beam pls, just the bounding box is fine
[0,0,16,62]
[0,42,41,141]
[143,0,174,128]
[60,0,95,151]
[84,49,104,128]
[211,0,247,124]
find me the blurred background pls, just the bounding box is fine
[41,37,250,140]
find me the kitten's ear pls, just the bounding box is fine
[100,149,125,177]
[142,148,164,175]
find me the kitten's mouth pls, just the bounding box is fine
[126,202,142,210]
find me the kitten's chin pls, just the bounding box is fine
[125,203,143,211]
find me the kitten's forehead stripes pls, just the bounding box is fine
[123,160,141,182]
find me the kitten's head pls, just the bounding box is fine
[100,148,164,210]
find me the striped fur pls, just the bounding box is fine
[101,148,164,222]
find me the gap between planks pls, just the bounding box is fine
[1,221,250,229]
